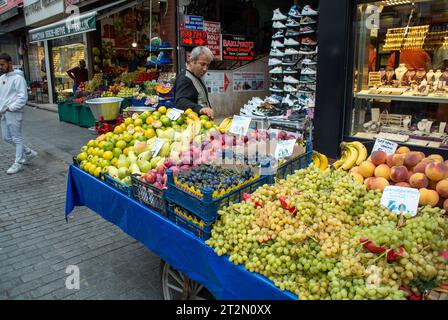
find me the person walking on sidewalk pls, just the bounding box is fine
[0,53,37,174]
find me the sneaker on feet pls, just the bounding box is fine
[302,5,319,16]
[299,26,316,34]
[19,150,38,165]
[284,38,300,46]
[285,48,300,55]
[300,16,318,25]
[272,30,285,39]
[268,58,283,66]
[285,18,300,27]
[301,37,318,45]
[270,48,285,57]
[288,5,302,18]
[301,67,317,75]
[271,40,285,48]
[285,28,301,37]
[273,21,287,29]
[7,163,23,174]
[283,75,300,84]
[298,46,317,54]
[269,66,283,74]
[272,8,288,21]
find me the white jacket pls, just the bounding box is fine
[0,70,28,114]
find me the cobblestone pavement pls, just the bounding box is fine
[0,107,163,300]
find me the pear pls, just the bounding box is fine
[117,155,130,169]
[138,150,152,162]
[137,159,152,173]
[121,176,132,186]
[127,151,138,164]
[130,163,141,175]
[108,166,119,179]
[118,167,130,179]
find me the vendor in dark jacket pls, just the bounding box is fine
[174,46,214,119]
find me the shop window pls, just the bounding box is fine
[351,0,448,151]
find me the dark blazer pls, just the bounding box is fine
[174,70,210,113]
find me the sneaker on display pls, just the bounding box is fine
[282,94,298,107]
[269,84,284,92]
[301,67,317,75]
[299,26,316,34]
[285,28,301,37]
[299,75,316,83]
[6,163,24,174]
[272,8,288,21]
[270,76,283,82]
[284,48,300,55]
[272,30,285,39]
[284,66,298,74]
[298,46,317,54]
[302,57,317,65]
[270,48,285,57]
[298,85,315,93]
[284,84,299,93]
[268,58,283,66]
[273,21,287,29]
[285,18,300,27]
[265,95,281,104]
[302,5,319,16]
[301,37,318,45]
[288,5,302,18]
[269,66,283,74]
[284,38,300,46]
[271,40,285,48]
[283,75,300,84]
[300,16,318,25]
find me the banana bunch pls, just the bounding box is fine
[312,151,329,171]
[218,117,233,134]
[332,141,368,171]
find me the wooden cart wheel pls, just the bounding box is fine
[160,261,214,300]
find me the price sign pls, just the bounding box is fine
[275,139,296,159]
[152,138,165,158]
[372,138,398,156]
[380,186,420,217]
[229,116,251,136]
[167,108,184,121]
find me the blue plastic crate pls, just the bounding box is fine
[164,166,270,224]
[104,173,133,198]
[270,141,313,182]
[167,204,214,240]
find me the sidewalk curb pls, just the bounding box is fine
[27,102,58,113]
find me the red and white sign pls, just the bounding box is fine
[204,72,230,94]
[0,0,23,15]
[204,21,222,61]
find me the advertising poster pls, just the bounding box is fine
[222,34,254,61]
[233,72,264,92]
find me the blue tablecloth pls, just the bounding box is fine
[65,165,297,300]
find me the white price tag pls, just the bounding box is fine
[372,138,398,156]
[152,138,165,157]
[380,186,420,217]
[167,108,184,121]
[275,139,296,159]
[229,116,252,136]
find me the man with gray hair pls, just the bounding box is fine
[174,46,214,119]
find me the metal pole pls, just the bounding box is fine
[44,40,54,104]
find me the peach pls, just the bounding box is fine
[445,160,448,167]
[409,173,429,189]
[428,179,438,190]
[366,177,389,191]
[428,154,444,163]
[371,151,387,166]
[436,179,448,198]
[364,177,373,186]
[395,182,411,188]
[387,153,405,167]
[413,160,433,174]
[350,172,364,184]
[425,162,448,182]
[419,188,440,207]
[390,166,409,183]
[404,152,424,169]
[444,199,448,211]
[349,166,360,174]
[417,152,426,159]
[358,161,376,178]
[396,146,411,154]
[374,164,391,180]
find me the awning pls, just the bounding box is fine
[28,0,135,43]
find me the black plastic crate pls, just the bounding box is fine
[131,174,167,217]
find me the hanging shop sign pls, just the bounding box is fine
[24,0,64,26]
[233,72,264,92]
[0,5,19,22]
[29,10,96,43]
[184,15,204,31]
[0,0,22,15]
[180,25,207,47]
[222,34,254,61]
[204,21,222,61]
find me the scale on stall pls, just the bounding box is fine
[84,97,125,134]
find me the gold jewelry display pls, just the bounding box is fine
[383,25,429,51]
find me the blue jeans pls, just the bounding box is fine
[1,111,31,164]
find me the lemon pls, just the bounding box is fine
[185,108,192,115]
[94,167,102,178]
[89,164,97,176]
[105,132,114,140]
[200,115,209,121]
[80,146,88,152]
[100,159,111,168]
[205,121,214,129]
[134,118,143,127]
[111,158,118,167]
[103,151,114,160]
[124,118,133,126]
[145,128,156,139]
[146,117,153,125]
[84,163,92,172]
[112,148,122,158]
[96,149,104,158]
[158,106,167,114]
[77,152,88,161]
[123,147,131,156]
[102,141,114,151]
[152,111,161,119]
[113,126,124,134]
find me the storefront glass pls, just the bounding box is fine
[52,35,86,99]
[351,0,448,150]
[27,42,49,103]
